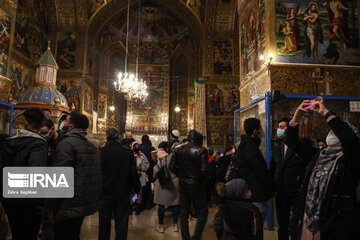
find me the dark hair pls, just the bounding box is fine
[59,114,68,123]
[317,139,326,144]
[206,147,214,156]
[106,128,119,141]
[41,118,54,129]
[70,111,89,130]
[188,130,203,146]
[278,118,290,127]
[23,108,45,130]
[181,138,189,144]
[244,118,260,136]
[158,141,168,150]
[141,134,150,143]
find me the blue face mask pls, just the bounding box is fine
[277,128,285,139]
[59,122,65,131]
[257,129,264,139]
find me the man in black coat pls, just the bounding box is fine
[288,98,360,240]
[170,130,209,240]
[270,118,309,240]
[1,108,48,240]
[120,131,135,148]
[99,128,141,240]
[44,111,102,240]
[236,118,275,220]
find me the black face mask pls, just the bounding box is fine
[134,148,140,154]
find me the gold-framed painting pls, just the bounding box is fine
[82,81,93,116]
[97,93,107,120]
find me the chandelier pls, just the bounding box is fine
[114,0,148,102]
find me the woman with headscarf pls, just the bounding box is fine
[286,97,360,240]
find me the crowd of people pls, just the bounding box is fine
[0,96,359,240]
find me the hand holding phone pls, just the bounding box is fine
[304,97,320,110]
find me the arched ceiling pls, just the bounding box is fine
[87,0,203,46]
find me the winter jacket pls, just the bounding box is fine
[1,129,48,167]
[135,152,149,187]
[140,142,156,182]
[269,139,310,197]
[169,142,209,186]
[216,151,233,183]
[101,140,141,197]
[214,200,263,240]
[236,135,275,202]
[153,149,180,206]
[120,138,135,148]
[288,117,360,240]
[44,129,102,222]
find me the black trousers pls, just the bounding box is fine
[99,195,130,240]
[180,183,208,240]
[2,201,41,240]
[54,217,84,240]
[276,193,298,240]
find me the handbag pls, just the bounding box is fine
[156,157,172,187]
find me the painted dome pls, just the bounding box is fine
[18,86,68,108]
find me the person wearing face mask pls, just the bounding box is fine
[287,97,360,240]
[316,139,327,150]
[270,118,309,240]
[130,142,149,215]
[236,118,276,222]
[39,118,59,166]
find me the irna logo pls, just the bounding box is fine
[8,172,70,188]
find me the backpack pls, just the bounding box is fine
[156,157,172,187]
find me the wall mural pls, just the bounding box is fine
[240,0,266,81]
[87,41,95,75]
[271,65,360,96]
[207,84,240,117]
[56,31,76,70]
[214,36,233,75]
[86,0,106,19]
[276,0,359,65]
[57,79,81,110]
[14,0,48,62]
[97,93,107,120]
[9,61,30,102]
[207,118,234,146]
[82,82,94,115]
[0,8,11,77]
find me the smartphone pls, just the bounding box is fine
[220,153,224,157]
[304,98,319,110]
[132,194,138,203]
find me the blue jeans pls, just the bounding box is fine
[158,205,179,225]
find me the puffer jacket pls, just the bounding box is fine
[169,142,209,185]
[44,129,102,222]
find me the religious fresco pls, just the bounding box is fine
[9,61,30,102]
[271,65,360,96]
[57,79,81,110]
[87,41,95,75]
[97,93,107,120]
[214,37,233,75]
[207,118,234,146]
[207,84,240,117]
[240,0,266,81]
[276,0,359,65]
[0,8,11,77]
[100,3,190,47]
[86,0,106,19]
[82,82,94,115]
[56,31,76,70]
[271,98,360,140]
[14,0,48,62]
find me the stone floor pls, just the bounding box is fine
[80,206,278,240]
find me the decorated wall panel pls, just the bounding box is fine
[214,37,233,75]
[14,0,48,62]
[276,0,359,65]
[97,93,107,120]
[240,0,266,81]
[0,8,11,77]
[207,84,240,117]
[240,68,269,107]
[9,60,31,102]
[56,31,76,70]
[82,81,94,116]
[56,79,81,110]
[86,0,107,20]
[271,65,360,96]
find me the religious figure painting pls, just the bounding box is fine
[305,68,336,95]
[276,0,360,65]
[97,93,107,120]
[57,79,81,110]
[214,37,233,75]
[82,82,94,115]
[86,0,105,19]
[207,84,240,117]
[208,132,225,146]
[56,31,76,70]
[240,0,266,80]
[9,61,30,102]
[0,8,11,77]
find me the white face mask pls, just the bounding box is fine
[326,130,341,148]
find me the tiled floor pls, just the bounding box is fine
[80,207,278,240]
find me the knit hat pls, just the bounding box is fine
[225,179,246,200]
[171,130,180,138]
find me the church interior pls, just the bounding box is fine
[0,0,359,239]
